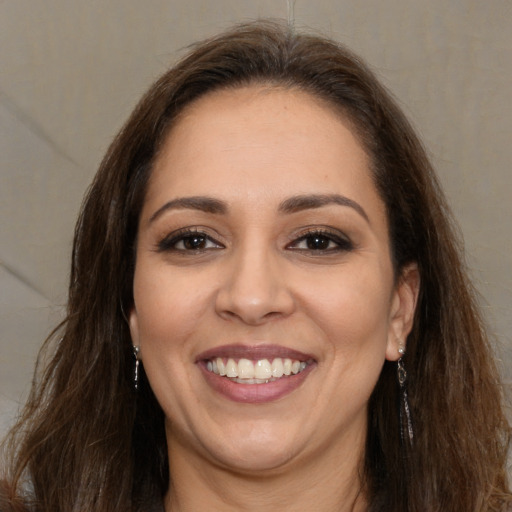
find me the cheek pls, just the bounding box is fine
[132,262,213,347]
[302,265,393,349]
[130,268,205,409]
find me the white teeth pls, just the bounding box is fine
[225,358,238,378]
[216,357,226,376]
[230,377,277,384]
[271,358,284,378]
[254,359,272,380]
[238,358,255,379]
[206,356,309,382]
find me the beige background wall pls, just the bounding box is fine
[1,1,511,435]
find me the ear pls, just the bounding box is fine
[385,263,420,361]
[129,307,141,357]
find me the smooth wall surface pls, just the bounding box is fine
[1,1,511,435]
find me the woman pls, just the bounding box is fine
[1,20,510,512]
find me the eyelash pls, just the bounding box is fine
[156,228,353,254]
[156,228,223,253]
[286,228,354,253]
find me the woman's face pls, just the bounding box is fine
[130,86,418,474]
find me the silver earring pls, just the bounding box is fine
[133,345,140,390]
[397,349,414,446]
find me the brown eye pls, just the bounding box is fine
[157,229,223,253]
[181,234,208,250]
[288,229,354,253]
[305,234,332,250]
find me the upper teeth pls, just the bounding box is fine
[206,357,307,380]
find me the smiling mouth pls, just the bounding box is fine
[204,357,311,384]
[197,345,316,402]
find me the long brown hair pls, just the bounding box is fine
[1,20,510,512]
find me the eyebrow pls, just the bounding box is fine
[278,194,369,223]
[149,193,369,224]
[149,196,227,223]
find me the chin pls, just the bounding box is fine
[209,442,299,474]
[193,419,305,474]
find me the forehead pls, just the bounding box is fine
[143,85,384,222]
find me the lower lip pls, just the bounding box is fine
[198,362,315,403]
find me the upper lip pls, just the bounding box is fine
[195,344,315,363]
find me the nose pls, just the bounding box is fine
[215,246,296,325]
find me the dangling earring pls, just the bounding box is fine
[397,344,414,446]
[133,345,140,390]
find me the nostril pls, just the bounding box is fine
[218,307,283,325]
[216,294,294,325]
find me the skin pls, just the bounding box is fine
[129,86,419,511]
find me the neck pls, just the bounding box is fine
[164,428,368,512]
